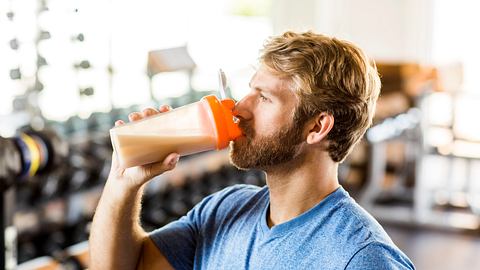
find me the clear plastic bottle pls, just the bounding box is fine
[109,95,241,168]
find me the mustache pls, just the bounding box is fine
[238,120,255,138]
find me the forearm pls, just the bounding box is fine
[88,107,179,269]
[89,179,147,270]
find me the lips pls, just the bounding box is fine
[238,122,254,139]
[235,135,247,141]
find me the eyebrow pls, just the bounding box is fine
[249,81,273,95]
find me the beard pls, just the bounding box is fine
[229,117,305,171]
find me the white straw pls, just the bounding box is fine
[218,69,227,100]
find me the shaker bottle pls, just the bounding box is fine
[109,95,242,168]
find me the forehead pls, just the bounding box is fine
[250,66,297,101]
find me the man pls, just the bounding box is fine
[90,31,415,269]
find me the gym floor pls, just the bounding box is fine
[384,223,480,270]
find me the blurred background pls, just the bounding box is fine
[1,0,479,269]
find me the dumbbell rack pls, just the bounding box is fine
[11,144,265,269]
[1,183,17,270]
[5,181,100,269]
[4,87,263,268]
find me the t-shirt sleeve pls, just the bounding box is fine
[148,184,255,270]
[344,242,415,270]
[148,193,213,270]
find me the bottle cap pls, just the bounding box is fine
[202,95,242,149]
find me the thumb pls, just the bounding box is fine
[146,153,180,177]
[110,151,125,175]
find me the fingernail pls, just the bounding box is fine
[169,154,180,166]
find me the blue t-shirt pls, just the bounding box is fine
[149,184,414,270]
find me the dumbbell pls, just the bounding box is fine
[0,127,68,191]
[66,220,90,247]
[87,112,114,133]
[217,165,244,187]
[39,166,71,200]
[141,196,169,229]
[45,229,83,270]
[109,108,129,124]
[17,236,38,263]
[67,143,105,191]
[186,173,210,205]
[41,230,67,256]
[242,170,266,187]
[65,115,88,135]
[163,186,190,219]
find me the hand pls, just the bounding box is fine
[108,105,179,191]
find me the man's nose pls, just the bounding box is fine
[233,95,253,121]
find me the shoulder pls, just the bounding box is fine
[327,189,414,269]
[194,184,266,219]
[329,190,395,246]
[204,184,264,206]
[217,183,263,198]
[345,241,415,270]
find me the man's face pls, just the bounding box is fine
[230,66,305,170]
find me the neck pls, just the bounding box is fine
[264,151,340,228]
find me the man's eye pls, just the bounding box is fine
[259,94,269,102]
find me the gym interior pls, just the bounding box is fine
[1,1,479,269]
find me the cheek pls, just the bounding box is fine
[252,104,294,135]
[254,116,282,137]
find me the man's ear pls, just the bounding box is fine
[306,113,334,144]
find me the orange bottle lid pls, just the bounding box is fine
[202,95,242,149]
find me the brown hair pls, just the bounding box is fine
[260,31,381,162]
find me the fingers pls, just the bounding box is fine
[159,105,172,113]
[115,120,125,126]
[125,105,172,123]
[142,107,158,117]
[128,112,142,122]
[145,153,180,177]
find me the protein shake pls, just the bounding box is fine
[110,95,241,168]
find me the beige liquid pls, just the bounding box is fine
[113,132,217,168]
